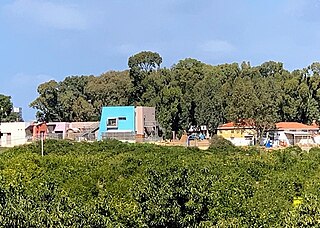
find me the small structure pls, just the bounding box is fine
[0,122,32,147]
[13,107,23,121]
[217,122,256,146]
[272,122,319,147]
[98,106,159,142]
[66,122,99,141]
[49,122,69,139]
[0,121,100,147]
[32,122,48,140]
[98,106,136,141]
[35,122,99,141]
[135,106,158,140]
[188,125,209,140]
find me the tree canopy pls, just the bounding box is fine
[0,94,21,122]
[30,51,320,138]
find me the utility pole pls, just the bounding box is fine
[41,132,44,157]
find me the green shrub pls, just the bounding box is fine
[209,135,237,151]
[0,140,319,226]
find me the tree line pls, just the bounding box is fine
[30,51,320,138]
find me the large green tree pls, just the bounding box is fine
[30,72,133,122]
[194,74,225,133]
[86,71,132,117]
[29,80,61,122]
[30,52,320,139]
[128,51,162,104]
[0,94,20,122]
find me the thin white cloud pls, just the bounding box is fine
[199,39,236,54]
[3,0,88,30]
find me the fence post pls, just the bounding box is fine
[41,132,44,157]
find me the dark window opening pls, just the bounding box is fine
[107,118,117,128]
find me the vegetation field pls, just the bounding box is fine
[0,140,320,227]
[0,147,8,153]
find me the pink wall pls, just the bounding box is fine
[135,107,144,135]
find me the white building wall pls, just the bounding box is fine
[314,136,320,144]
[273,131,287,147]
[273,131,312,147]
[0,122,31,147]
[226,137,254,146]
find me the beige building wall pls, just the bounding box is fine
[135,107,156,137]
[135,107,144,136]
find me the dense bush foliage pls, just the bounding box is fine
[209,135,237,151]
[1,140,320,226]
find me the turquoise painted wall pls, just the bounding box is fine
[98,106,135,140]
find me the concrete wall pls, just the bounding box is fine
[0,122,31,147]
[98,106,135,140]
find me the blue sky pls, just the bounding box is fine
[1,0,320,120]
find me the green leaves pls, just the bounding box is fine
[0,94,20,122]
[0,141,320,226]
[128,51,162,73]
[30,51,320,138]
[30,72,132,122]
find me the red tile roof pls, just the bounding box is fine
[220,122,235,128]
[217,122,254,129]
[276,122,319,130]
[218,121,319,131]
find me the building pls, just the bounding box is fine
[0,121,100,147]
[32,122,48,140]
[135,106,158,140]
[98,106,159,141]
[0,122,32,147]
[217,122,256,146]
[13,107,23,121]
[98,106,135,141]
[43,122,99,141]
[66,122,99,141]
[270,122,319,147]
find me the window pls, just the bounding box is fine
[118,117,126,121]
[231,130,234,133]
[107,118,117,128]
